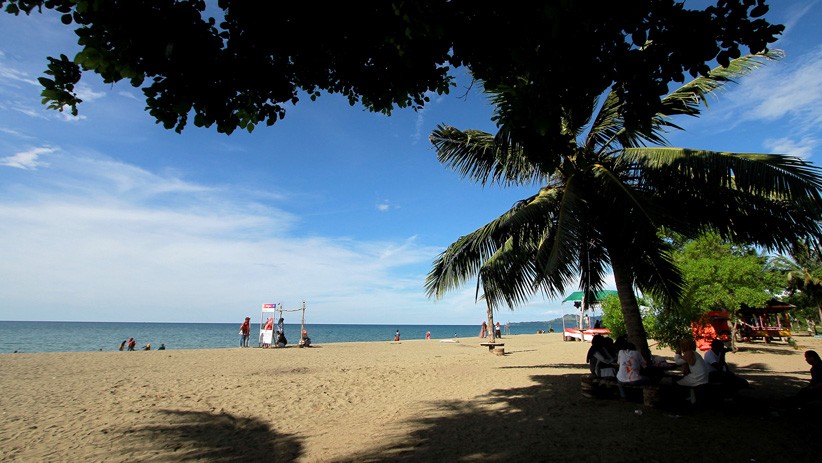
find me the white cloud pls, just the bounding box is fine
[726,46,822,134]
[74,83,106,103]
[0,127,35,139]
[118,91,141,101]
[0,146,53,169]
[376,200,391,212]
[0,151,460,323]
[763,135,818,159]
[0,60,39,87]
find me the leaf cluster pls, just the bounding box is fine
[2,0,783,153]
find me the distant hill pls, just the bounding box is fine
[511,314,601,326]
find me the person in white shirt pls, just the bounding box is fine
[674,338,709,387]
[704,339,748,390]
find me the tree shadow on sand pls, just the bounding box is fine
[120,409,303,462]
[735,345,801,356]
[334,370,820,463]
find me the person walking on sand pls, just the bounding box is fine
[127,338,136,351]
[394,330,401,342]
[480,321,488,338]
[426,331,431,340]
[239,317,251,347]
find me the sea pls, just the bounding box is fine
[0,320,566,354]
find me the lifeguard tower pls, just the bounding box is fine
[259,301,307,347]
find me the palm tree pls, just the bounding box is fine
[774,241,822,328]
[425,52,822,359]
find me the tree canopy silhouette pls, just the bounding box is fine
[3,0,783,166]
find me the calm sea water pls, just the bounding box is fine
[0,321,565,354]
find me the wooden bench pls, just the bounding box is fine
[480,342,504,351]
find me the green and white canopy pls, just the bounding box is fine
[561,290,618,304]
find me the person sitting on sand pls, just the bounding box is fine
[143,343,151,351]
[119,340,126,351]
[794,350,822,403]
[587,334,616,379]
[616,337,649,398]
[276,331,287,348]
[299,330,311,348]
[704,339,748,391]
[674,338,709,388]
[157,343,166,350]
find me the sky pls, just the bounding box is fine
[0,2,820,325]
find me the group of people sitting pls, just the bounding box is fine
[118,338,165,351]
[586,334,749,401]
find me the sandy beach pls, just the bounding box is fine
[1,333,820,462]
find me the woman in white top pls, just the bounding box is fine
[674,338,709,387]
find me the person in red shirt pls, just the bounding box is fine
[239,317,251,347]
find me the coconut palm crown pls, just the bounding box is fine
[425,51,822,357]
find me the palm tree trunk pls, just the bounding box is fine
[486,298,496,343]
[609,250,651,362]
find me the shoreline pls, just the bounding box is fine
[1,333,820,462]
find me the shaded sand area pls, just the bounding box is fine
[2,333,821,462]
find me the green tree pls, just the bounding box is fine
[600,294,658,345]
[2,1,783,158]
[645,232,782,348]
[676,232,781,313]
[425,53,822,360]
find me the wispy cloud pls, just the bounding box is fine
[118,90,141,101]
[764,135,818,159]
[0,59,39,87]
[740,48,822,127]
[694,45,822,157]
[0,146,53,169]
[0,151,458,323]
[75,83,106,103]
[376,199,392,212]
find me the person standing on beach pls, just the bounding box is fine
[127,338,136,351]
[495,321,502,339]
[239,317,251,347]
[426,331,431,340]
[394,330,401,341]
[480,321,487,338]
[119,340,126,351]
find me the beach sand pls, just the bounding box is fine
[1,333,820,462]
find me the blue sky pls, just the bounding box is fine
[1,2,820,324]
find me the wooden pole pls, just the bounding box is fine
[301,301,306,336]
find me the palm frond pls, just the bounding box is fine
[531,175,590,294]
[480,239,541,309]
[658,51,783,119]
[623,147,822,252]
[625,147,822,200]
[631,236,684,308]
[429,124,545,187]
